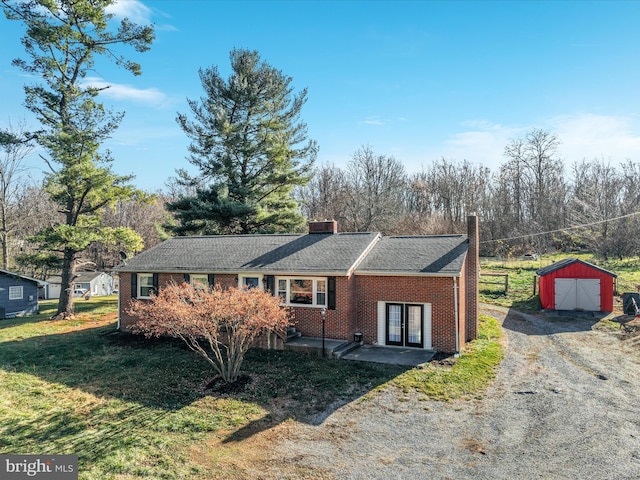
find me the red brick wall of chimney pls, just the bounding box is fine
[308,220,338,234]
[465,215,479,341]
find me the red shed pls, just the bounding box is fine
[536,258,617,312]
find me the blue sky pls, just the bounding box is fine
[2,0,640,191]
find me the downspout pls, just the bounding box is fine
[116,279,120,331]
[116,274,121,331]
[454,276,460,358]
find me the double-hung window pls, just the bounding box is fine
[138,273,155,298]
[277,277,327,307]
[190,274,209,290]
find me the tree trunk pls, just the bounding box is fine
[0,201,7,270]
[1,231,7,271]
[56,248,76,318]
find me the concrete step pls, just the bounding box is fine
[333,341,361,359]
[286,326,301,342]
[284,336,347,357]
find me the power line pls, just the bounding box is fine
[480,210,640,244]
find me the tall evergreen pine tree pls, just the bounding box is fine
[169,48,317,235]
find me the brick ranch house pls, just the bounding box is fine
[117,216,479,354]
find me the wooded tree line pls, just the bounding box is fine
[3,0,639,321]
[4,124,639,279]
[298,130,640,260]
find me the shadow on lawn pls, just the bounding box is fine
[0,323,408,443]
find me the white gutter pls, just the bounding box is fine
[454,276,460,358]
[355,271,462,277]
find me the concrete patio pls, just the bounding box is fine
[340,344,435,366]
[284,336,435,367]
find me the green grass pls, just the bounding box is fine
[480,252,640,312]
[387,314,504,401]
[0,297,406,478]
[0,297,508,478]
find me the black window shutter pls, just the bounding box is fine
[183,273,190,284]
[265,275,275,295]
[207,274,215,289]
[152,273,159,295]
[328,276,336,310]
[131,273,137,299]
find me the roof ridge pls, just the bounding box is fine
[384,234,466,239]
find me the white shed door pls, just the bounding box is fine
[554,279,600,311]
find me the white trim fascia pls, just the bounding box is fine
[347,233,382,276]
[354,271,462,277]
[116,269,349,277]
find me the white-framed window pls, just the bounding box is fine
[138,273,155,298]
[190,274,209,290]
[9,286,23,300]
[239,274,262,290]
[276,277,327,308]
[277,279,287,301]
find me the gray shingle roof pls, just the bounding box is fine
[535,258,617,277]
[118,232,380,275]
[355,235,468,275]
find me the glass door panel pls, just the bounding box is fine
[406,305,423,348]
[386,304,403,346]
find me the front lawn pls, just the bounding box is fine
[0,297,503,478]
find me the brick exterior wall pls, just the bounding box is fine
[289,276,354,339]
[356,275,464,353]
[118,272,238,330]
[118,227,480,354]
[465,215,479,341]
[118,272,355,337]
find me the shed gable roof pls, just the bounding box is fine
[0,269,46,286]
[118,232,381,275]
[535,258,617,278]
[355,235,468,276]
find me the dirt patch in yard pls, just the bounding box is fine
[199,306,640,479]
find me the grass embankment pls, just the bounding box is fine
[390,315,504,401]
[480,252,640,312]
[0,297,504,478]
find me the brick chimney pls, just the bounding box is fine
[308,220,338,234]
[466,214,479,341]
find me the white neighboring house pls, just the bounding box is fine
[45,272,115,299]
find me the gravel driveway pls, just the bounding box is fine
[262,306,640,479]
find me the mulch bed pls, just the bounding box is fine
[205,374,253,394]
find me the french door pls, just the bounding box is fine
[386,303,423,348]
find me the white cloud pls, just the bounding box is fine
[439,121,524,168]
[434,114,640,171]
[549,113,640,163]
[105,0,153,24]
[82,77,167,105]
[361,117,385,126]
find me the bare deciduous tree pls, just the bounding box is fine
[0,120,33,270]
[296,163,348,224]
[342,145,406,233]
